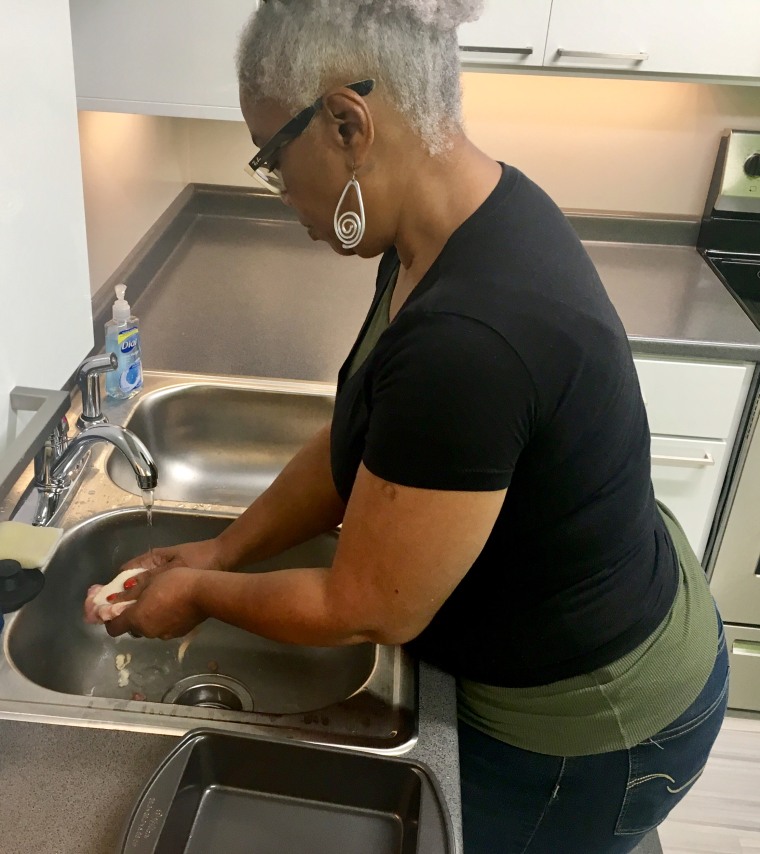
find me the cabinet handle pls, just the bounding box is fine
[556,48,649,63]
[650,452,715,468]
[463,46,534,55]
[732,640,760,658]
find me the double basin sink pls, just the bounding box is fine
[0,373,416,751]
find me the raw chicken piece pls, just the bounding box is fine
[84,568,148,624]
[177,625,201,663]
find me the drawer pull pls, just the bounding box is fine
[463,46,533,55]
[651,452,715,468]
[556,48,649,63]
[733,640,760,658]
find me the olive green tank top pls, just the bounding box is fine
[457,504,717,756]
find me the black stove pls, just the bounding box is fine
[698,130,760,330]
[706,254,760,330]
[704,252,760,329]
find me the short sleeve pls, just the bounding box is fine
[362,310,538,491]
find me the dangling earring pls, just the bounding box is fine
[333,170,366,250]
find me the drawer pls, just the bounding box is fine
[634,358,751,440]
[650,435,728,560]
[724,624,760,713]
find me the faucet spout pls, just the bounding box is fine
[51,424,158,491]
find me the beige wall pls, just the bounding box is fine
[185,73,760,216]
[462,74,760,216]
[78,73,760,294]
[78,111,186,293]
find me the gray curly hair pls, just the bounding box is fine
[236,0,484,155]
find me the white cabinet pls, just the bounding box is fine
[69,0,257,120]
[634,358,751,440]
[457,1,552,67]
[459,0,760,81]
[649,436,728,559]
[633,357,753,560]
[543,0,760,78]
[71,1,759,121]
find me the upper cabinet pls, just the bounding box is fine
[457,2,552,68]
[543,0,760,79]
[68,0,759,122]
[460,0,760,82]
[69,0,257,120]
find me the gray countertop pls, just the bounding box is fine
[0,662,461,854]
[120,199,760,388]
[585,241,760,362]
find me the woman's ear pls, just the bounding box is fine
[320,87,375,169]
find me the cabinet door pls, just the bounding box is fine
[458,1,552,67]
[545,0,760,78]
[70,0,257,119]
[633,357,752,440]
[649,436,728,560]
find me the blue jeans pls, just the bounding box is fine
[459,614,729,853]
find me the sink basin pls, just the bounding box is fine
[4,508,415,748]
[0,374,415,751]
[108,385,333,505]
[9,510,371,713]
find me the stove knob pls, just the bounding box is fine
[745,152,760,178]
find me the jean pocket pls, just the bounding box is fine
[615,668,729,836]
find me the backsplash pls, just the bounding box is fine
[78,71,760,294]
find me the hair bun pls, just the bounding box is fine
[347,0,485,30]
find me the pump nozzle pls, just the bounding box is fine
[112,284,131,322]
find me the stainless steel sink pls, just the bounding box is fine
[108,382,334,505]
[9,510,374,714]
[0,373,416,752]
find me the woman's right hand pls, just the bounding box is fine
[84,539,228,625]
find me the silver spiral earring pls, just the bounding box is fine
[333,171,366,250]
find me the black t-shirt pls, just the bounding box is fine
[330,165,679,688]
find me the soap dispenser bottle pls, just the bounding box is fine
[104,284,143,400]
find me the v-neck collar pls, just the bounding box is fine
[337,164,516,389]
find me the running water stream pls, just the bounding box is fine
[142,488,155,563]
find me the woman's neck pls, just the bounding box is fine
[388,139,501,321]
[393,137,502,284]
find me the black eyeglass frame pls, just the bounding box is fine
[248,79,375,175]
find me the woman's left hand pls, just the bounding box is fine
[104,566,207,639]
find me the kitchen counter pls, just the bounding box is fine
[106,186,760,389]
[0,662,461,854]
[585,241,760,362]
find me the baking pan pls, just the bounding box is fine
[120,728,454,853]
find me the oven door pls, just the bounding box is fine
[710,394,760,624]
[710,394,760,710]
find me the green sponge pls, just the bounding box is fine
[0,521,62,569]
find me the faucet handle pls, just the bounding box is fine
[77,353,117,430]
[33,415,70,489]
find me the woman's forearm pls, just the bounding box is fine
[215,424,345,571]
[191,566,374,646]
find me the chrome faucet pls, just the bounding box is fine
[29,355,158,526]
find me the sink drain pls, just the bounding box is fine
[163,674,254,712]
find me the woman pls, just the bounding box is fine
[95,1,728,851]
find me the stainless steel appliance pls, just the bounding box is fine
[700,129,760,711]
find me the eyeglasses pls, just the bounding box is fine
[245,79,375,195]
